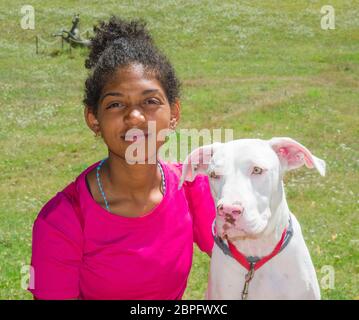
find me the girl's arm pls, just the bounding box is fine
[28,192,83,300]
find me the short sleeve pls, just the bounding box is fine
[28,191,83,300]
[184,174,216,255]
[169,162,216,255]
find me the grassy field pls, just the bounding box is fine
[0,0,358,300]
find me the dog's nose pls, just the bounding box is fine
[217,202,243,216]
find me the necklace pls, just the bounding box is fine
[96,157,166,213]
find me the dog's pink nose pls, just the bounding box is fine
[217,202,243,216]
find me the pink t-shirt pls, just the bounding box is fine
[28,159,216,300]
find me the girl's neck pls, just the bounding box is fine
[102,152,162,200]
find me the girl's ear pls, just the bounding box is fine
[170,98,181,126]
[84,106,100,135]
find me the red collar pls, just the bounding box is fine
[227,227,287,271]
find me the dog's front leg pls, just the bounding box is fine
[207,244,246,300]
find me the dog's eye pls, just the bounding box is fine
[209,171,220,179]
[252,166,263,175]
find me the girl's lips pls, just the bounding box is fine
[121,133,150,141]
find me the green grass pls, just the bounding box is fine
[0,0,358,300]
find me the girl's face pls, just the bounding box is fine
[85,63,180,163]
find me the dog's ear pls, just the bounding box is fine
[269,137,326,176]
[178,143,222,189]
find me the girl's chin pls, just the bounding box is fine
[121,133,151,143]
[108,142,160,164]
[121,153,159,165]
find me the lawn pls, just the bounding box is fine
[0,0,358,300]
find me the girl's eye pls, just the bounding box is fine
[252,166,263,175]
[145,98,160,105]
[108,102,125,109]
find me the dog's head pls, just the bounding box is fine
[179,137,326,240]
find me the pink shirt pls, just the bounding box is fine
[28,159,216,300]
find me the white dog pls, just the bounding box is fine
[179,137,325,300]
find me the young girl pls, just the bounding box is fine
[28,16,216,300]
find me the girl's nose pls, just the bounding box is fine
[124,108,146,126]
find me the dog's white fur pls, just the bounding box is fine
[179,137,325,300]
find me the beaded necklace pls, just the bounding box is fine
[96,158,166,213]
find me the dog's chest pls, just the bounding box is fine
[209,239,318,300]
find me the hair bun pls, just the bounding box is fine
[85,16,153,69]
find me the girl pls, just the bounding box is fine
[28,16,216,300]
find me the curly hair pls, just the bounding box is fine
[83,16,181,117]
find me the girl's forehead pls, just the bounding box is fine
[116,63,146,77]
[103,64,163,93]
